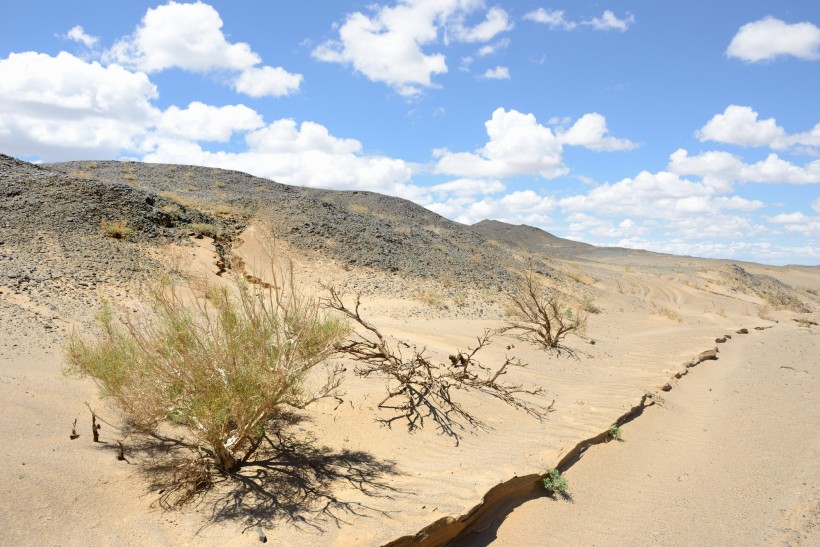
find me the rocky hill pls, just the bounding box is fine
[47,160,522,286]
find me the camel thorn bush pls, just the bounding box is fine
[65,261,350,474]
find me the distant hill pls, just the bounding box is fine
[471,219,594,258]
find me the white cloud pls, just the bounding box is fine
[0,51,159,160]
[449,6,513,43]
[476,38,510,57]
[232,66,303,98]
[696,105,820,155]
[557,113,637,151]
[560,170,763,219]
[65,25,99,47]
[106,1,301,97]
[669,149,820,185]
[312,0,511,96]
[524,9,576,30]
[428,177,505,197]
[482,65,510,79]
[107,1,258,72]
[156,102,263,142]
[696,105,787,147]
[245,119,362,154]
[812,198,820,213]
[427,189,555,225]
[582,10,635,32]
[434,107,566,178]
[727,16,820,62]
[766,212,820,238]
[143,119,412,193]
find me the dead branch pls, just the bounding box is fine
[70,418,80,440]
[323,285,549,443]
[500,270,588,356]
[86,403,101,442]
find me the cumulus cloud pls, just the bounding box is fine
[727,16,820,62]
[669,149,820,185]
[427,189,556,225]
[312,0,513,96]
[581,10,635,32]
[143,119,412,192]
[0,51,159,160]
[156,102,263,142]
[696,105,787,147]
[481,65,510,79]
[106,1,301,97]
[523,9,576,30]
[64,25,99,47]
[434,107,566,178]
[232,66,303,98]
[434,108,635,179]
[696,105,820,155]
[557,113,637,151]
[560,170,763,219]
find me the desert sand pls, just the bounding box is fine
[1,156,818,545]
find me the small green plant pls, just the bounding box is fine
[101,219,133,239]
[608,424,622,440]
[190,222,222,239]
[581,295,601,314]
[542,468,568,494]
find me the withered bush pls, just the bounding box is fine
[502,270,588,354]
[65,266,349,472]
[324,286,550,441]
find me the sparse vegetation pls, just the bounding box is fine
[756,304,772,320]
[415,288,447,309]
[581,295,601,314]
[652,305,682,322]
[159,191,196,208]
[64,267,350,474]
[160,203,182,219]
[324,286,550,441]
[608,424,622,440]
[542,468,568,495]
[501,270,588,354]
[100,219,133,239]
[190,222,222,239]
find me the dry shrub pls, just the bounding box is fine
[324,286,550,441]
[100,219,133,239]
[65,267,350,472]
[501,270,588,354]
[190,222,223,239]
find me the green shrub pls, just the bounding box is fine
[65,268,350,472]
[542,468,568,494]
[608,424,622,440]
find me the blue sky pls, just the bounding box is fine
[1,1,819,265]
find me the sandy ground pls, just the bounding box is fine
[1,226,818,546]
[460,324,819,546]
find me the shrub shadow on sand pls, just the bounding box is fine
[125,412,401,533]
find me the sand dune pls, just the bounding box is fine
[1,157,818,545]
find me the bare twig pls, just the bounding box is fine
[85,403,101,442]
[499,270,588,356]
[70,418,80,440]
[323,285,548,443]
